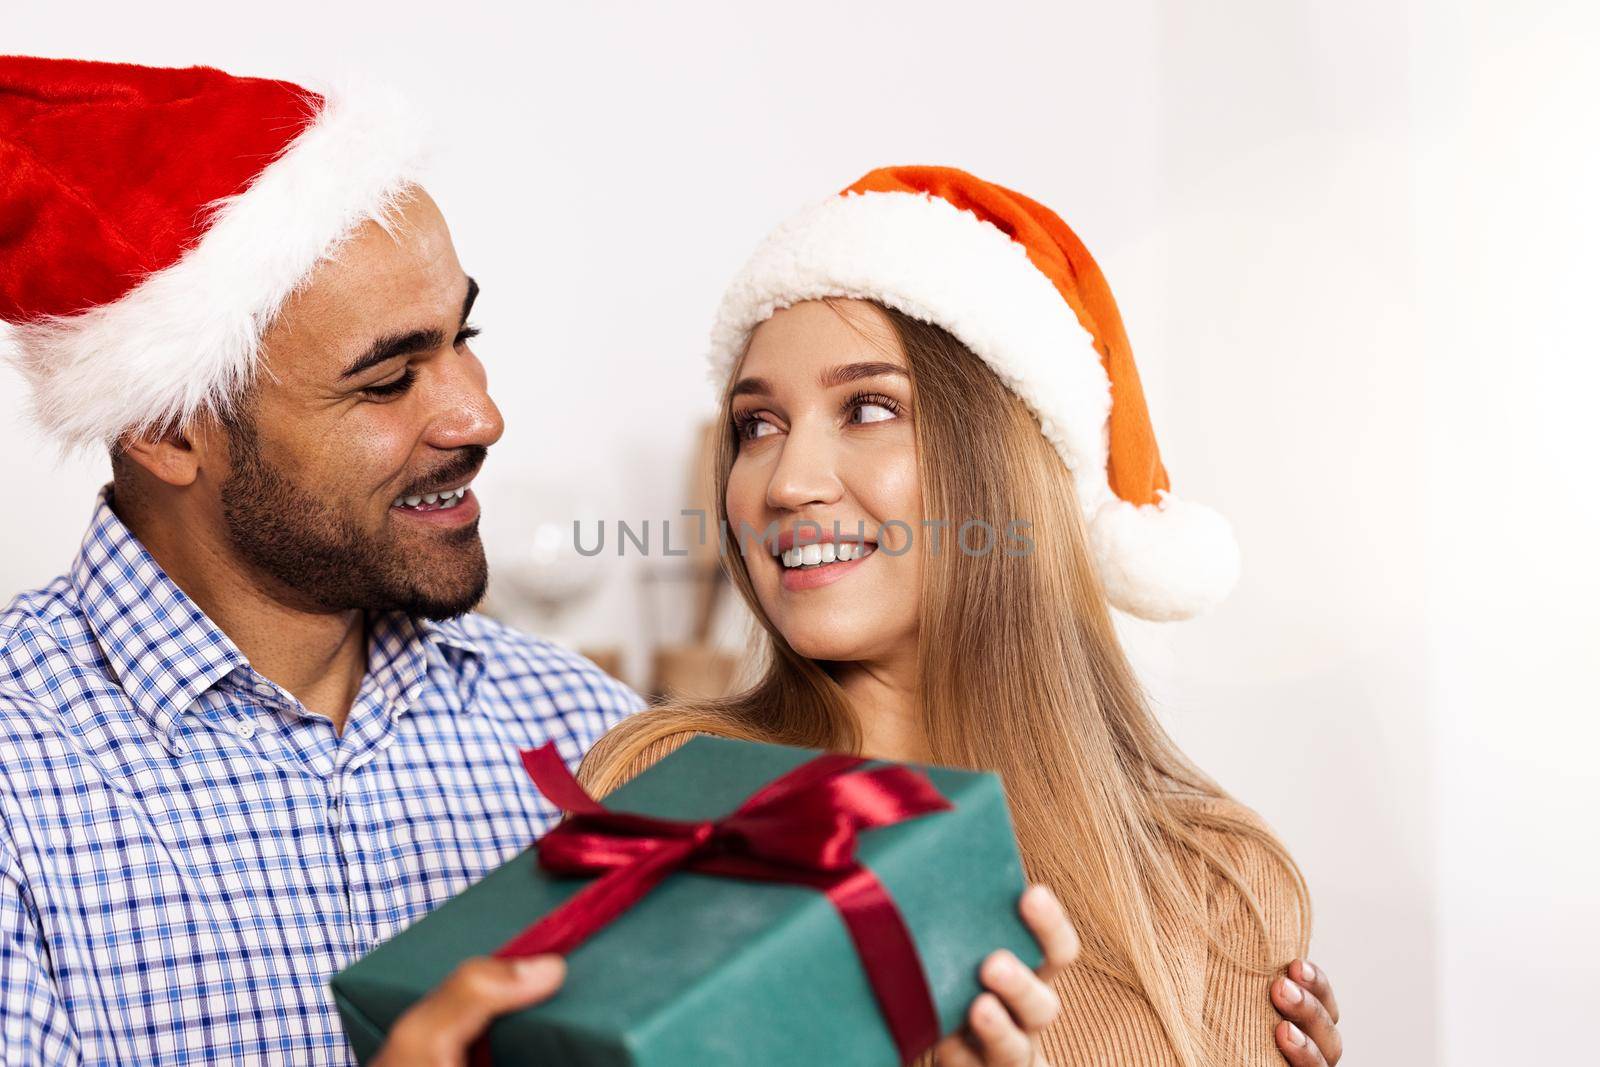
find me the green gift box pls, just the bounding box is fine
[329,736,1040,1065]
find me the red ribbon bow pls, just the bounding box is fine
[485,743,953,1063]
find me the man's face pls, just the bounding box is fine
[218,187,504,619]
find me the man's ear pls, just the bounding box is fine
[118,416,230,489]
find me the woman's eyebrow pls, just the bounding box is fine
[729,376,771,399]
[817,361,908,388]
[730,361,907,399]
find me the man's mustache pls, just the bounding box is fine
[399,447,487,498]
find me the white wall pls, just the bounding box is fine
[6,3,1592,1062]
[1414,3,1600,1064]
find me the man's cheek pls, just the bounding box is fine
[324,437,415,512]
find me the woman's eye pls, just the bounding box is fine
[851,402,897,425]
[741,417,779,440]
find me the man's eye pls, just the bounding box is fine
[363,368,416,399]
[456,325,481,346]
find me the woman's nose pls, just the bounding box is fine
[765,432,844,511]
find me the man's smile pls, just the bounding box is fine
[391,480,473,512]
[390,480,479,527]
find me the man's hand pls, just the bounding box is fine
[1272,958,1343,1066]
[933,884,1080,1066]
[371,955,566,1067]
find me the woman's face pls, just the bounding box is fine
[724,299,923,665]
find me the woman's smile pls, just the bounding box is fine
[775,536,879,592]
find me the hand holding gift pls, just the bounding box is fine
[333,737,1061,1065]
[934,885,1079,1067]
[371,956,567,1067]
[366,886,1078,1067]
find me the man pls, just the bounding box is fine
[0,57,638,1063]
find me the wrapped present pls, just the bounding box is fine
[330,736,1040,1066]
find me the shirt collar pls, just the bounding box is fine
[71,486,248,750]
[414,615,487,711]
[415,614,485,660]
[70,487,489,747]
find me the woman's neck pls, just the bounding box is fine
[833,649,929,762]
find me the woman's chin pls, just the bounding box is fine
[777,624,902,667]
[786,639,867,664]
[757,583,917,667]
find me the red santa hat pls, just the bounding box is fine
[0,56,427,451]
[709,165,1240,621]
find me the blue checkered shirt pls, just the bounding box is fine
[0,489,645,1065]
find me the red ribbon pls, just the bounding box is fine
[476,742,953,1065]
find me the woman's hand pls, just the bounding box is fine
[1272,958,1343,1065]
[371,954,566,1067]
[933,884,1080,1066]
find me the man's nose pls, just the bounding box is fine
[427,356,505,451]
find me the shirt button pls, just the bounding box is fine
[252,682,276,698]
[234,719,257,739]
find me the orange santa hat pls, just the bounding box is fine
[708,165,1240,622]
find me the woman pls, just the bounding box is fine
[579,167,1342,1066]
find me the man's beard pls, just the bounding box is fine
[220,419,488,620]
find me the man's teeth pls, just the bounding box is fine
[393,485,471,510]
[780,542,876,568]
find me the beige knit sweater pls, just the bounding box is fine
[578,730,1303,1067]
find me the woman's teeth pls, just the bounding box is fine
[780,542,875,568]
[393,485,470,511]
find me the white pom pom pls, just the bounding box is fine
[1087,490,1241,621]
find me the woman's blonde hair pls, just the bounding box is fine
[581,299,1309,1066]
